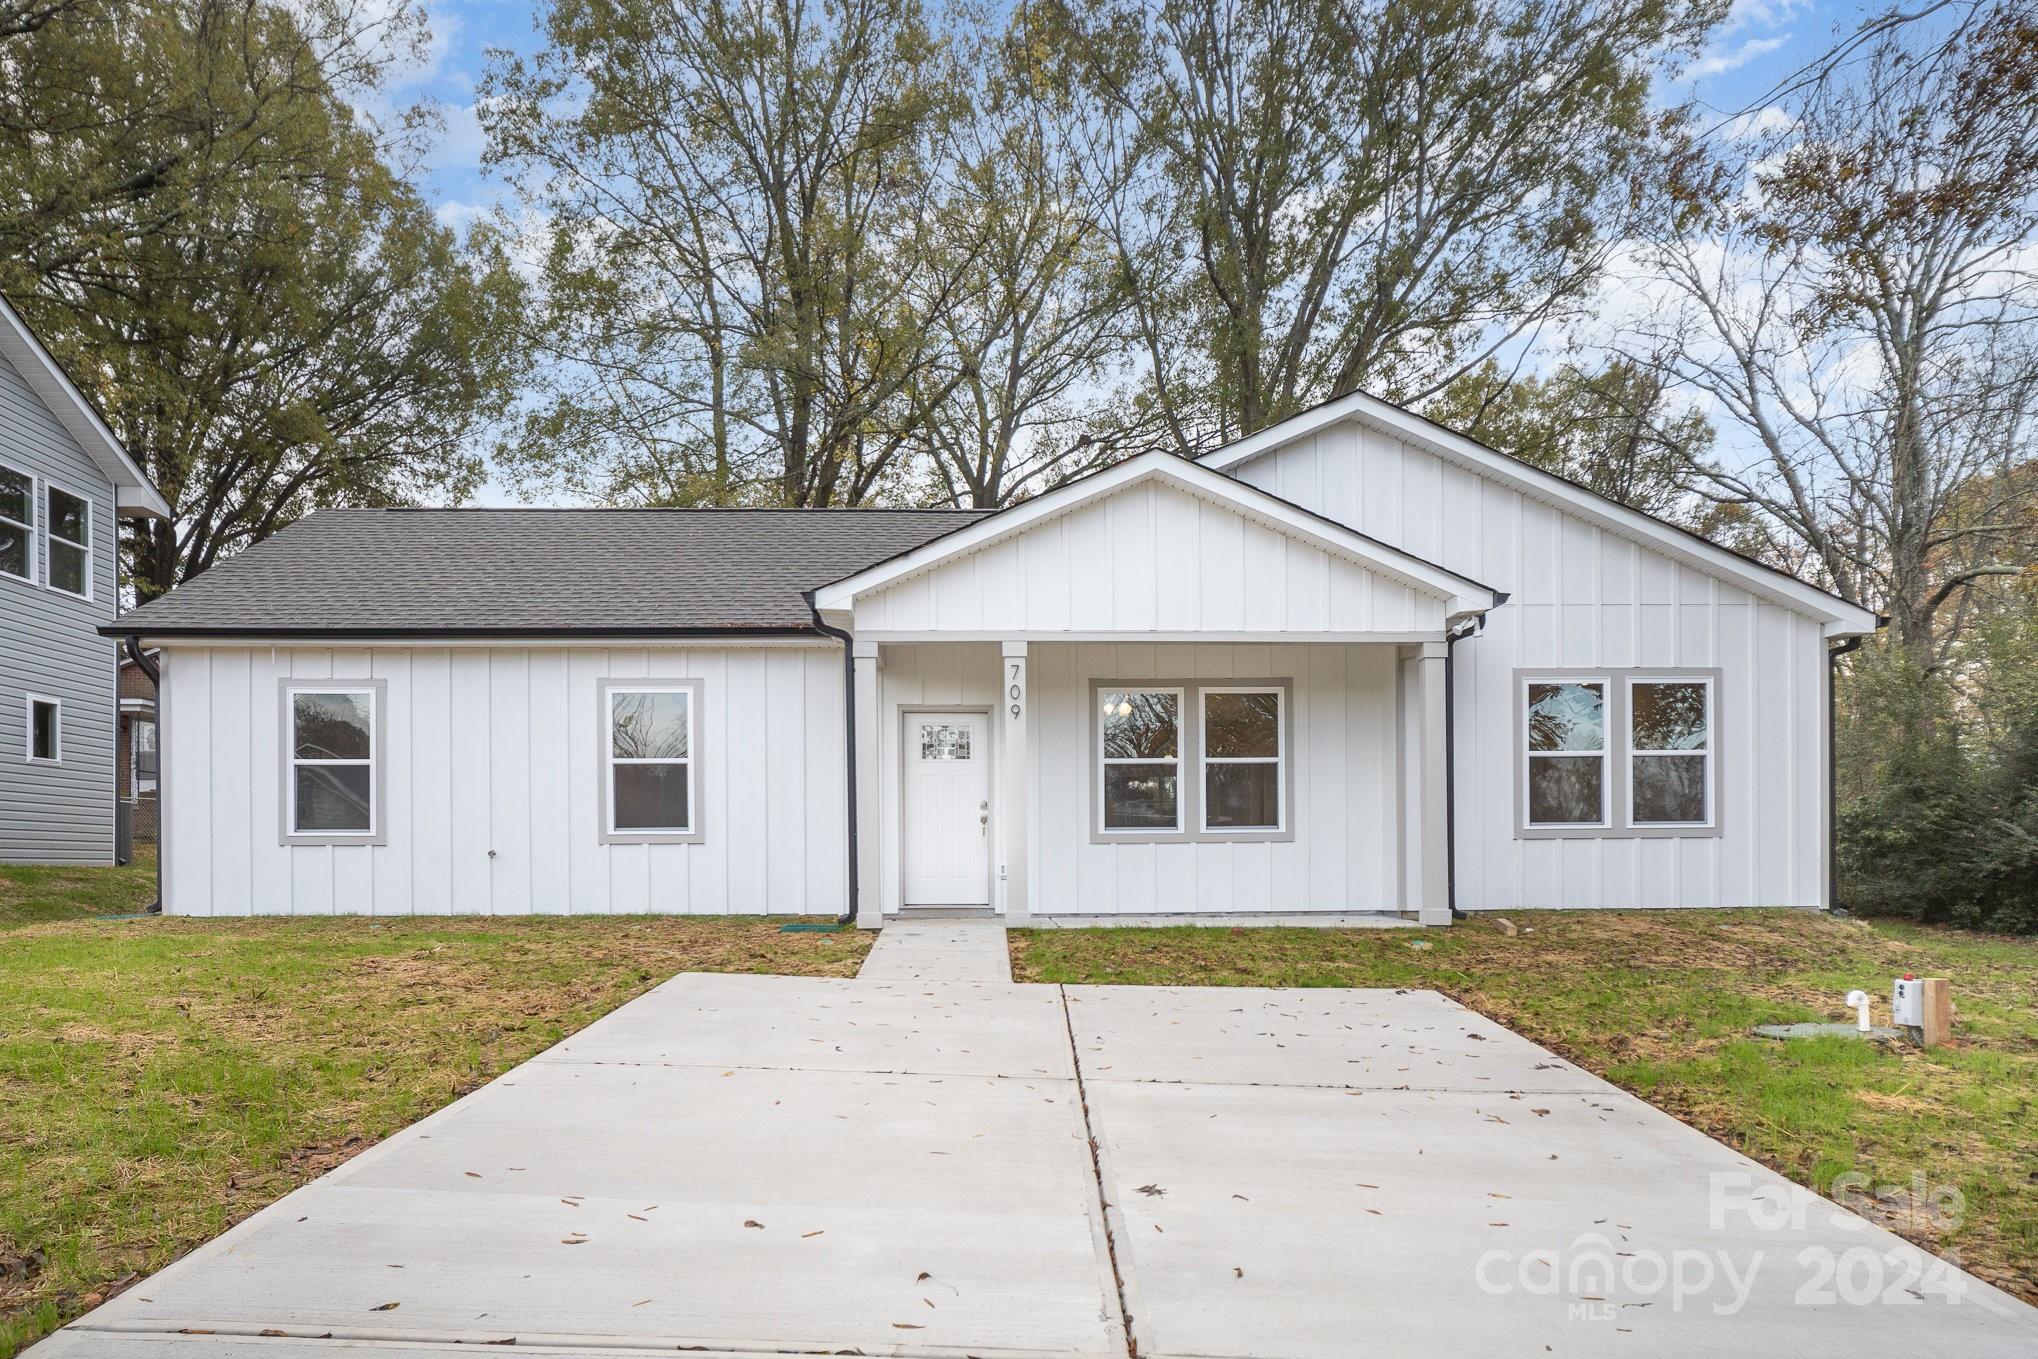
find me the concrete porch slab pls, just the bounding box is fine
[1033,912,1416,929]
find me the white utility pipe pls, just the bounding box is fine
[1844,990,1871,1032]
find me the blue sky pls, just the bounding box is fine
[390,0,1882,238]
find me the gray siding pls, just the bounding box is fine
[0,346,120,865]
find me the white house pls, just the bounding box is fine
[108,393,1878,923]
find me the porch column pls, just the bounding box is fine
[853,640,883,929]
[1402,642,1452,927]
[1000,641,1031,925]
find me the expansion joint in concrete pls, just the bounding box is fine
[1058,984,1139,1359]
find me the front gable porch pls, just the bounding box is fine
[811,454,1501,930]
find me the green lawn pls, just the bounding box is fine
[0,865,870,1358]
[1013,911,2038,1307]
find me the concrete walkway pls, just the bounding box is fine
[32,968,2038,1357]
[856,919,1012,982]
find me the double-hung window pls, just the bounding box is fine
[603,682,700,842]
[1201,687,1283,832]
[1517,670,1719,835]
[45,483,89,598]
[1096,682,1289,839]
[1628,676,1712,827]
[0,463,32,583]
[1098,687,1183,832]
[1522,678,1609,828]
[284,683,381,841]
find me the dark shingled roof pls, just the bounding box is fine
[108,507,993,637]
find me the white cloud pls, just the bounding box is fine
[1689,34,1791,78]
[1720,105,1795,141]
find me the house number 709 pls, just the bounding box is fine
[1008,662,1024,718]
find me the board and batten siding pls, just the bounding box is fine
[1232,418,1830,911]
[0,347,119,865]
[854,478,1439,636]
[875,640,1402,916]
[158,643,847,915]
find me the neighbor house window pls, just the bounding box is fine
[26,695,60,764]
[1098,687,1182,832]
[1629,677,1712,827]
[134,718,158,794]
[1522,678,1608,827]
[1201,687,1284,831]
[0,463,32,583]
[45,484,89,598]
[604,683,699,840]
[286,685,378,838]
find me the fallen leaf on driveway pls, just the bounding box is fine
[892,1322,925,1330]
[1137,1184,1166,1197]
[802,1230,824,1238]
[372,1303,399,1312]
[743,1220,764,1229]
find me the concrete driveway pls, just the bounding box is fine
[32,969,2038,1358]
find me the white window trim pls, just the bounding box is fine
[280,680,385,845]
[0,461,34,585]
[43,477,91,600]
[599,680,704,845]
[25,693,61,765]
[133,716,159,795]
[1518,673,1612,835]
[1198,684,1287,835]
[1626,673,1716,831]
[1095,684,1186,838]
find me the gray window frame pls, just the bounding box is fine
[1513,667,1723,840]
[42,476,91,601]
[1090,678,1295,845]
[598,678,706,846]
[279,678,387,846]
[0,460,34,585]
[25,693,61,764]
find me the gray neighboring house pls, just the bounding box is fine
[0,296,172,865]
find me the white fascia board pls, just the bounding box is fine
[1199,393,1880,635]
[0,297,173,519]
[810,451,1501,614]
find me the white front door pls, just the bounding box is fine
[903,711,992,907]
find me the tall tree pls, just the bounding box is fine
[1635,2,2038,656]
[485,0,972,508]
[904,15,1140,507]
[1428,357,1715,520]
[1044,0,1723,450]
[0,0,524,595]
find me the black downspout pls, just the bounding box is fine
[1442,614,1484,921]
[807,603,861,926]
[1826,632,1867,914]
[122,635,163,915]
